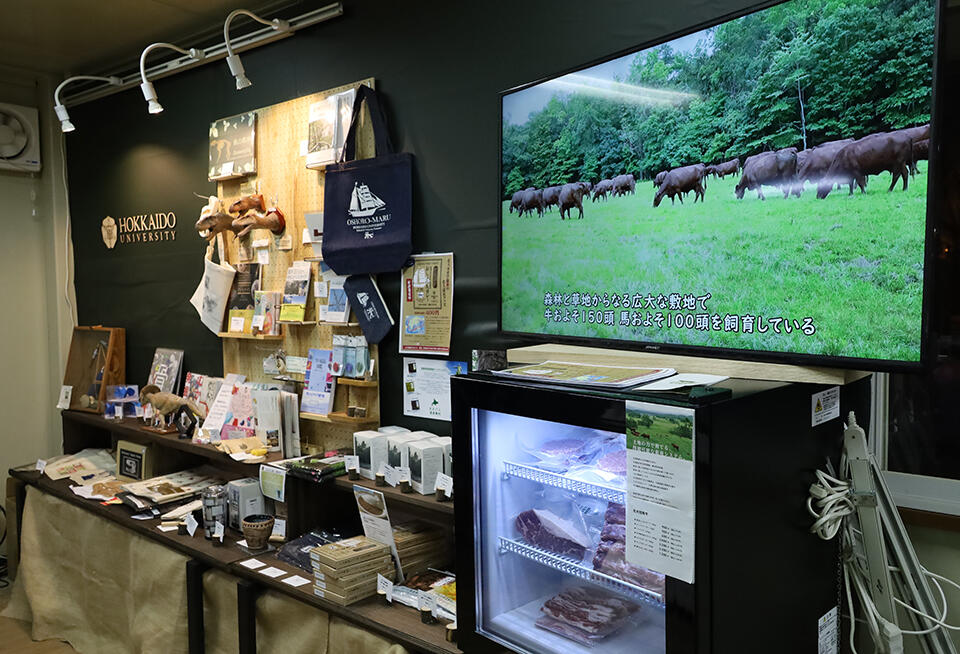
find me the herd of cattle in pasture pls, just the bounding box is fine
[507,124,930,218]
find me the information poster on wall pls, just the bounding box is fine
[402,357,467,421]
[624,401,696,584]
[399,253,453,355]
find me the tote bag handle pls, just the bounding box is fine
[339,85,394,162]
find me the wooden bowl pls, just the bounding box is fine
[241,514,275,550]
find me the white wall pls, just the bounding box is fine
[0,65,76,552]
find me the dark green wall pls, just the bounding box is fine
[66,0,798,427]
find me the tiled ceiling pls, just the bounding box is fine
[0,0,299,76]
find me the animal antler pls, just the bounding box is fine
[232,207,286,237]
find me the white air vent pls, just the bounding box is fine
[0,103,41,173]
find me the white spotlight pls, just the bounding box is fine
[52,75,122,133]
[139,43,204,115]
[223,9,290,90]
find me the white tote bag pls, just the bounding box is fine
[189,233,235,334]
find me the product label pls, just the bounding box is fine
[377,573,394,602]
[818,606,838,654]
[812,386,840,426]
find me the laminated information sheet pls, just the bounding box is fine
[624,401,696,584]
[399,253,453,355]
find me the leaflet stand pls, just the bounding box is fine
[844,416,957,654]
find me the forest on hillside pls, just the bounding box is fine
[501,0,934,197]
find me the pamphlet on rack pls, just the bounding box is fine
[493,360,675,389]
[402,357,467,421]
[399,253,453,355]
[624,401,695,584]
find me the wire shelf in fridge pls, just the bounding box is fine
[498,536,665,607]
[502,460,627,504]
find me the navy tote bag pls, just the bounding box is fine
[322,85,413,274]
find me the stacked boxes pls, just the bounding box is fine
[353,428,454,495]
[394,522,450,576]
[309,536,395,605]
[352,430,387,481]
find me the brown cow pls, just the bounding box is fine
[735,149,798,200]
[898,124,930,175]
[613,173,636,196]
[793,139,855,195]
[654,164,705,207]
[653,170,667,188]
[508,190,524,214]
[541,186,561,213]
[559,183,587,219]
[519,188,543,217]
[708,158,740,179]
[912,138,929,176]
[817,132,912,198]
[592,179,614,202]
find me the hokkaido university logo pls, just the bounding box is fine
[101,211,177,249]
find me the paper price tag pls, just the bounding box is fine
[397,466,411,482]
[302,228,312,245]
[214,521,225,543]
[184,513,199,537]
[144,404,155,420]
[56,385,73,410]
[251,315,266,330]
[114,404,124,419]
[230,316,245,332]
[418,590,438,614]
[383,465,400,487]
[221,161,234,176]
[36,459,47,473]
[277,233,293,250]
[256,249,269,265]
[435,473,454,497]
[344,455,360,471]
[282,575,310,588]
[272,518,286,539]
[252,238,270,249]
[377,573,394,602]
[299,139,308,157]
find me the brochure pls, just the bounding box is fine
[279,261,311,322]
[492,361,675,389]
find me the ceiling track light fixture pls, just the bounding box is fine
[54,75,122,133]
[224,9,290,90]
[140,43,205,114]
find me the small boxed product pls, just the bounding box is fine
[427,436,452,475]
[117,440,153,481]
[226,478,265,530]
[386,432,427,469]
[312,555,394,580]
[309,535,390,568]
[378,425,410,435]
[408,439,444,494]
[353,430,387,480]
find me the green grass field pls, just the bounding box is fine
[626,410,693,460]
[502,165,928,361]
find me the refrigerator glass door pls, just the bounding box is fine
[472,407,666,654]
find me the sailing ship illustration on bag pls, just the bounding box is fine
[348,182,386,218]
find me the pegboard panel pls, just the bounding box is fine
[215,78,380,454]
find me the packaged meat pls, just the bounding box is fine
[593,540,666,595]
[604,502,626,525]
[516,509,591,559]
[535,586,640,645]
[600,523,626,543]
[597,449,627,475]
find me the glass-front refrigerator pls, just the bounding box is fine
[452,372,871,653]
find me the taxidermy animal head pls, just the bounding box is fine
[195,195,241,240]
[229,194,265,216]
[232,207,286,237]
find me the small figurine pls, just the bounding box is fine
[232,206,286,237]
[140,384,206,432]
[194,195,241,240]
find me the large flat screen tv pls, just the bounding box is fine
[500,0,939,369]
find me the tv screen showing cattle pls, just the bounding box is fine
[500,0,935,366]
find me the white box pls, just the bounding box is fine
[378,425,410,435]
[227,478,265,530]
[386,433,424,469]
[408,439,444,494]
[428,436,452,475]
[353,430,388,480]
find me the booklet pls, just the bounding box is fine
[492,361,675,389]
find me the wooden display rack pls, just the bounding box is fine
[62,326,125,412]
[213,77,381,454]
[507,343,871,385]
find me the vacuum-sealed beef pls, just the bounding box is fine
[515,509,590,559]
[593,540,666,595]
[535,586,640,644]
[604,502,626,525]
[600,523,626,543]
[597,449,627,475]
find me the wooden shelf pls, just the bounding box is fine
[60,410,283,477]
[300,411,378,427]
[218,332,283,340]
[319,321,360,327]
[334,476,454,515]
[336,378,378,388]
[278,320,317,326]
[231,554,460,654]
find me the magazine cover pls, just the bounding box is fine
[227,263,261,333]
[148,348,184,395]
[253,290,281,335]
[182,373,223,415]
[209,111,256,180]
